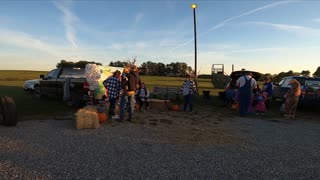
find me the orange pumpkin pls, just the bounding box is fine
[98,112,108,123]
[171,104,179,111]
[135,103,140,110]
[231,102,239,110]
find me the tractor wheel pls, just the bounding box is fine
[0,96,18,126]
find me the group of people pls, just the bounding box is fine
[103,65,150,122]
[104,66,300,121]
[103,67,198,122]
[226,72,300,119]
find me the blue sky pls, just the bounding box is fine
[1,0,320,75]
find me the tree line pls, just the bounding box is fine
[56,60,102,68]
[109,61,193,77]
[271,68,320,82]
[56,60,320,79]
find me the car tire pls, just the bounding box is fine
[33,85,43,99]
[0,96,18,126]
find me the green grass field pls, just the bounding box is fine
[0,70,221,118]
[0,70,47,81]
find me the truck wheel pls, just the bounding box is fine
[0,96,18,126]
[33,86,43,99]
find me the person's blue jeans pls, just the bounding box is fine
[109,98,117,116]
[119,94,126,120]
[183,94,193,112]
[239,92,251,116]
[127,94,135,115]
[119,93,135,120]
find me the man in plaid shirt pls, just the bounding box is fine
[180,74,197,112]
[103,70,121,116]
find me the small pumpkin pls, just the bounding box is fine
[98,112,108,123]
[231,102,239,110]
[135,103,140,110]
[171,104,179,111]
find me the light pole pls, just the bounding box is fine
[191,4,198,91]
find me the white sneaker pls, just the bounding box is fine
[112,115,119,119]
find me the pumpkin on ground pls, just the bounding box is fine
[97,112,108,123]
[171,104,179,111]
[135,103,140,110]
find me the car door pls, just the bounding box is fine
[40,69,60,97]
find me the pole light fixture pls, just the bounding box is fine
[191,4,198,91]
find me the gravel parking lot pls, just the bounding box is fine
[1,107,320,179]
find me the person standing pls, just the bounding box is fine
[181,74,197,112]
[284,79,301,119]
[261,75,274,110]
[103,70,121,117]
[236,72,257,116]
[119,66,129,122]
[119,65,141,121]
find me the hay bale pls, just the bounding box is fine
[75,106,99,129]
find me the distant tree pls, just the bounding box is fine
[76,60,102,68]
[273,70,295,83]
[301,70,310,77]
[56,60,102,68]
[109,61,128,67]
[139,62,147,75]
[138,61,192,76]
[156,63,166,76]
[287,70,294,76]
[313,66,320,77]
[166,63,174,76]
[146,61,155,75]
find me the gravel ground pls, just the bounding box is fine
[1,112,320,179]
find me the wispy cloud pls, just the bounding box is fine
[0,28,107,61]
[53,1,79,48]
[250,21,320,37]
[171,0,298,51]
[206,0,298,33]
[0,28,60,56]
[134,12,144,23]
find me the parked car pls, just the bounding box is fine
[23,79,40,92]
[24,67,89,106]
[273,76,320,106]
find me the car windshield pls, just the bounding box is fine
[45,69,58,79]
[59,68,86,78]
[279,78,291,87]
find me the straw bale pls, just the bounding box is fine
[75,106,99,129]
